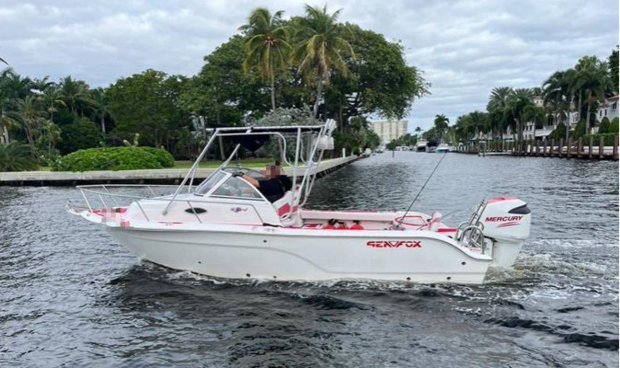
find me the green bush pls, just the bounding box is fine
[549,122,566,140]
[53,146,174,172]
[139,147,175,168]
[598,117,611,134]
[57,117,103,155]
[583,133,618,146]
[610,117,619,134]
[572,119,586,140]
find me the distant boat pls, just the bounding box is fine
[436,144,450,153]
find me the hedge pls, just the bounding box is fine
[53,146,175,172]
[138,146,175,168]
[610,117,619,134]
[598,117,611,134]
[572,119,586,140]
[549,122,566,140]
[583,133,618,146]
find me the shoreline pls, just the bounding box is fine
[0,156,359,187]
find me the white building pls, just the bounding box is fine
[598,95,619,122]
[370,120,408,145]
[521,94,619,141]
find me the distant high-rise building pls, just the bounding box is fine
[370,120,409,145]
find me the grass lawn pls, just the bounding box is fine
[36,158,281,172]
[174,158,275,169]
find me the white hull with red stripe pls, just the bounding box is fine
[77,195,531,284]
[103,218,491,284]
[70,122,531,284]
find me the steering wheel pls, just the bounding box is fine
[223,167,264,179]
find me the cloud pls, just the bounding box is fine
[0,0,617,130]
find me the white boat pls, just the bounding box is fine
[68,120,531,284]
[436,144,450,153]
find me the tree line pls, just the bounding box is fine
[0,4,429,171]
[419,47,619,147]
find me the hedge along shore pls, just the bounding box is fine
[454,135,619,160]
[0,156,359,186]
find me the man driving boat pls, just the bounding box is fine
[234,163,293,202]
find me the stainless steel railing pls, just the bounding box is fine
[73,184,268,225]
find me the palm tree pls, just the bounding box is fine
[523,104,545,134]
[0,142,38,171]
[32,76,54,93]
[90,88,110,133]
[433,114,449,142]
[39,121,61,158]
[58,76,93,115]
[454,114,473,144]
[292,5,355,117]
[240,8,292,112]
[39,87,65,123]
[6,95,49,150]
[486,86,513,140]
[542,69,575,144]
[1,69,33,99]
[573,57,611,133]
[506,88,535,141]
[469,111,489,138]
[0,69,32,144]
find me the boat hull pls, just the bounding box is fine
[107,226,491,284]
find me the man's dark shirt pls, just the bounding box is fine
[258,178,286,202]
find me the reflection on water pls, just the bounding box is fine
[0,152,618,367]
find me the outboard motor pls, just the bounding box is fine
[479,197,531,268]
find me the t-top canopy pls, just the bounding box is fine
[205,125,326,134]
[205,123,332,151]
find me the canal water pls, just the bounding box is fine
[1,153,618,367]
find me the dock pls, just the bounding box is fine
[454,135,619,160]
[0,156,359,186]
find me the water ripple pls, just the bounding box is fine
[0,153,618,367]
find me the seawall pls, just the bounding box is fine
[0,156,359,186]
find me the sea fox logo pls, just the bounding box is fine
[484,216,523,222]
[367,240,422,248]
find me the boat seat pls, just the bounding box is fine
[273,191,301,227]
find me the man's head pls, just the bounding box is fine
[266,160,282,179]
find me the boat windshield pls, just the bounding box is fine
[211,177,264,199]
[195,171,227,195]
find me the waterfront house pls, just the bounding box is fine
[598,94,619,122]
[522,95,618,142]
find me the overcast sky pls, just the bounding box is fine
[0,0,618,130]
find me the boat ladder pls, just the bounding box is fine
[456,200,487,253]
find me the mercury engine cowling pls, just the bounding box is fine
[479,197,531,268]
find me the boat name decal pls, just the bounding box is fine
[484,216,523,222]
[367,240,422,248]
